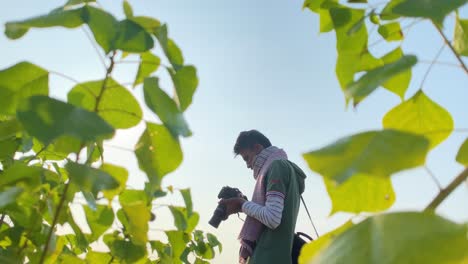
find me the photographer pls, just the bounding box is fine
[219,130,306,264]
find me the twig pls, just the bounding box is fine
[95,51,116,112]
[424,167,468,211]
[424,165,442,191]
[419,43,445,89]
[432,21,468,75]
[418,60,461,68]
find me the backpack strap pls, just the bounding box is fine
[300,196,319,239]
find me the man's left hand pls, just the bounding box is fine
[219,198,246,215]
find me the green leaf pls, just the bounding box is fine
[166,230,190,262]
[0,62,48,116]
[85,252,112,263]
[347,15,366,36]
[133,53,160,87]
[68,78,142,129]
[370,13,380,24]
[380,0,405,20]
[380,47,412,99]
[109,239,146,263]
[135,122,183,186]
[300,212,468,264]
[345,55,417,106]
[0,163,43,188]
[324,174,395,214]
[303,129,430,184]
[383,91,454,149]
[113,20,154,53]
[65,0,95,6]
[299,221,353,264]
[393,0,466,27]
[187,212,200,233]
[454,14,468,56]
[84,204,114,242]
[169,206,188,231]
[154,24,184,69]
[319,9,334,33]
[123,0,133,18]
[17,96,114,144]
[82,6,119,53]
[180,189,193,216]
[456,138,468,166]
[0,119,21,141]
[378,22,403,41]
[100,164,128,202]
[66,162,119,198]
[129,16,161,32]
[119,190,150,245]
[207,233,222,252]
[32,136,81,161]
[168,66,198,112]
[0,187,23,209]
[0,139,19,161]
[143,77,191,137]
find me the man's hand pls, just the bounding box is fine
[219,198,247,215]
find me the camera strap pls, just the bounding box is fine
[300,195,319,239]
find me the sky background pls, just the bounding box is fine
[1,0,467,263]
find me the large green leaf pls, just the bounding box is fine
[66,162,119,199]
[168,66,199,112]
[143,77,191,137]
[324,173,395,215]
[303,129,430,184]
[68,78,142,129]
[113,19,154,53]
[383,91,453,149]
[454,14,468,56]
[166,230,190,262]
[393,0,466,27]
[380,47,411,99]
[134,122,183,186]
[0,62,48,116]
[154,24,184,70]
[378,22,403,41]
[17,96,114,144]
[100,164,128,202]
[133,53,160,87]
[108,239,146,263]
[300,212,468,264]
[84,204,114,242]
[81,6,118,53]
[456,138,468,166]
[118,190,150,246]
[345,55,417,106]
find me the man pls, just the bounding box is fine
[220,130,306,264]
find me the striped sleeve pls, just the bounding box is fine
[241,191,285,229]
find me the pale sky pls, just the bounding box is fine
[1,0,467,263]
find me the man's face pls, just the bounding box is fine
[239,145,263,170]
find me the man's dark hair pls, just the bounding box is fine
[233,130,272,155]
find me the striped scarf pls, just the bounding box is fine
[238,146,288,263]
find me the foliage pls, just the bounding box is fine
[300,0,468,263]
[0,0,220,263]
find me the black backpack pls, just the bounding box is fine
[291,196,319,264]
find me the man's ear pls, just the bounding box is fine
[253,143,264,154]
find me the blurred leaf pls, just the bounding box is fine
[380,47,411,99]
[207,233,222,252]
[194,258,210,264]
[456,138,468,166]
[0,119,21,141]
[186,212,200,233]
[393,0,466,27]
[303,129,430,184]
[82,6,118,53]
[380,0,404,20]
[114,19,154,53]
[143,77,191,137]
[65,0,95,6]
[130,16,161,32]
[154,24,184,69]
[166,230,190,262]
[100,164,128,202]
[134,53,160,87]
[0,62,48,116]
[300,212,468,264]
[299,221,353,264]
[454,14,468,56]
[180,189,193,216]
[169,206,187,231]
[135,122,183,186]
[68,78,142,129]
[168,66,198,112]
[84,204,114,242]
[370,13,380,24]
[0,187,23,209]
[67,210,89,252]
[383,91,453,149]
[109,239,146,263]
[378,22,403,41]
[119,190,150,245]
[0,163,43,188]
[32,136,81,161]
[319,9,334,32]
[347,15,365,36]
[150,241,173,263]
[123,0,133,18]
[66,162,119,199]
[324,174,395,215]
[85,252,112,263]
[17,96,114,144]
[345,55,417,106]
[0,139,19,160]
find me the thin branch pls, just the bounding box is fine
[39,183,70,264]
[94,51,116,112]
[419,43,445,89]
[424,167,468,212]
[424,165,443,191]
[81,27,107,71]
[98,108,142,119]
[432,21,468,75]
[418,60,461,68]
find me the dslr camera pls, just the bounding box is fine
[209,186,247,228]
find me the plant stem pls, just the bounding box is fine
[424,167,468,212]
[39,183,70,264]
[432,21,468,75]
[95,51,116,112]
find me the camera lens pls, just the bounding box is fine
[208,204,226,228]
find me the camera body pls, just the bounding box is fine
[208,186,247,228]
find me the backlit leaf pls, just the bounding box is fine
[378,22,403,41]
[169,206,187,231]
[168,66,198,112]
[456,138,468,166]
[133,53,160,87]
[66,162,119,198]
[84,204,114,242]
[119,190,150,245]
[154,24,184,69]
[393,0,466,27]
[166,230,190,262]
[113,19,154,53]
[454,14,468,56]
[380,47,411,99]
[123,0,133,18]
[100,164,128,202]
